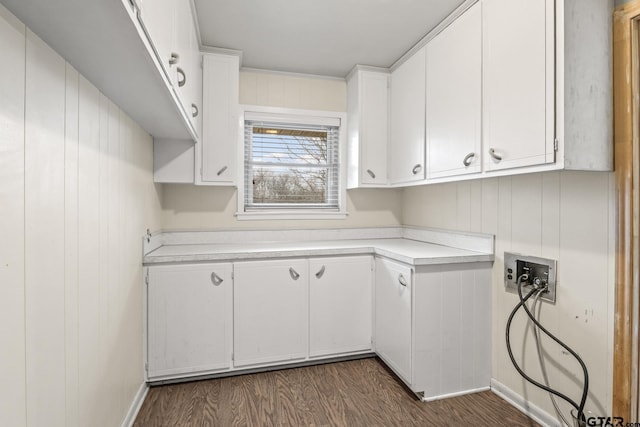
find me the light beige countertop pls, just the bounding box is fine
[143,237,494,266]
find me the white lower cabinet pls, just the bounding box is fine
[146,263,232,379]
[374,257,492,400]
[145,254,491,401]
[233,259,309,367]
[412,263,492,400]
[374,257,412,383]
[309,256,372,357]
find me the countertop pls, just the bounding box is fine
[143,238,494,266]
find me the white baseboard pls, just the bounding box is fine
[422,386,491,402]
[491,378,560,427]
[121,382,149,427]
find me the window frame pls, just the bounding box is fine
[236,105,348,220]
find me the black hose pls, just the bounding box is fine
[515,275,590,422]
[505,274,589,423]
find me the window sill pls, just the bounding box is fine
[235,211,349,221]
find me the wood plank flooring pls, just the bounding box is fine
[134,357,538,426]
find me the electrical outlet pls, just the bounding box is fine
[504,252,557,303]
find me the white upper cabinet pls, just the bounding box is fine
[198,53,239,185]
[189,21,202,137]
[138,0,174,80]
[138,0,200,139]
[426,3,482,179]
[173,0,201,138]
[346,68,390,188]
[482,0,555,172]
[389,46,426,185]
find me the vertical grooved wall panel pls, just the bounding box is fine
[25,29,67,427]
[0,6,161,426]
[78,76,101,427]
[64,63,80,427]
[0,5,26,425]
[402,170,615,417]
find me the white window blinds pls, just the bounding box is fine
[244,120,341,211]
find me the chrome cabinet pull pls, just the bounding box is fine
[177,67,186,87]
[463,152,475,167]
[289,267,300,280]
[412,164,422,175]
[398,274,408,287]
[211,272,223,286]
[192,103,199,118]
[488,148,503,161]
[169,52,179,66]
[366,169,376,179]
[315,265,325,279]
[216,166,228,176]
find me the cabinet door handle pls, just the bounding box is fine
[177,67,186,87]
[463,152,475,167]
[169,52,179,66]
[398,274,408,287]
[366,169,376,179]
[211,272,223,286]
[315,265,325,279]
[289,267,300,280]
[412,164,422,175]
[488,148,503,162]
[216,166,228,176]
[192,103,199,118]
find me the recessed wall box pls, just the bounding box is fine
[504,252,557,304]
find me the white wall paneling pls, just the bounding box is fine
[25,28,67,426]
[0,5,26,425]
[64,62,80,427]
[0,5,162,425]
[78,75,102,426]
[402,170,615,417]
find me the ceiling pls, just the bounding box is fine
[194,0,466,77]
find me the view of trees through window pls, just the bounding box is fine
[246,123,338,208]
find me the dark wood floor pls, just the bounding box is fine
[134,357,538,426]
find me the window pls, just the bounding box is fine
[239,108,346,219]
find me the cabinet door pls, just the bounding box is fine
[138,0,175,78]
[147,264,233,379]
[309,256,372,357]
[234,259,308,366]
[483,0,555,171]
[390,47,426,184]
[189,26,202,139]
[426,3,482,179]
[375,258,412,383]
[199,54,239,185]
[360,72,389,185]
[173,0,193,110]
